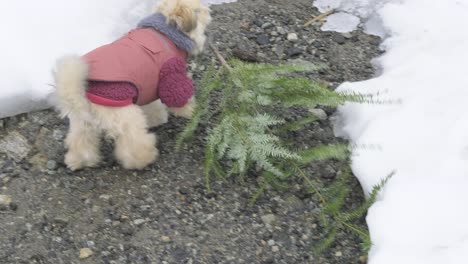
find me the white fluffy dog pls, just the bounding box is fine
[53,0,211,170]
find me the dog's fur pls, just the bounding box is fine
[53,0,211,170]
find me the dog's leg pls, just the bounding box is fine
[141,100,169,128]
[167,96,196,119]
[93,104,158,170]
[64,116,101,171]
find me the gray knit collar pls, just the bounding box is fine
[137,13,195,53]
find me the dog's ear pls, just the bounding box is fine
[169,4,198,33]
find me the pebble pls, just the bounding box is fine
[0,195,12,206]
[287,33,299,42]
[308,108,328,120]
[79,248,93,259]
[359,255,368,263]
[261,214,277,226]
[332,34,346,45]
[161,236,171,243]
[271,246,280,253]
[267,239,275,246]
[287,47,303,58]
[335,251,343,257]
[261,22,273,29]
[133,219,146,226]
[276,27,286,35]
[0,132,31,162]
[256,34,270,45]
[46,160,58,170]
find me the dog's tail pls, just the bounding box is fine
[53,55,90,118]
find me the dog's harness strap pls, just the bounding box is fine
[86,92,133,107]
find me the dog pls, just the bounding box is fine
[53,0,211,170]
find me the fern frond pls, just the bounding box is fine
[276,115,318,132]
[299,144,349,165]
[313,226,338,256]
[340,171,394,222]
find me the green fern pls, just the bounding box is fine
[176,58,385,255]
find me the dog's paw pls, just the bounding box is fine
[169,103,195,119]
[65,150,100,171]
[120,147,159,170]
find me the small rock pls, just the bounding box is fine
[267,239,275,246]
[312,40,323,48]
[276,27,286,35]
[232,47,260,62]
[359,255,368,263]
[256,34,270,46]
[342,32,353,39]
[79,248,93,259]
[133,219,146,226]
[99,194,111,200]
[308,108,328,120]
[253,18,264,27]
[46,160,58,170]
[271,246,279,253]
[272,46,284,57]
[161,236,171,243]
[332,34,346,45]
[335,251,343,257]
[0,132,31,162]
[261,214,276,226]
[53,217,69,228]
[0,195,12,206]
[9,203,18,211]
[287,47,303,58]
[287,33,299,42]
[86,241,95,247]
[261,22,273,29]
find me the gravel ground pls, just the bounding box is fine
[0,0,381,263]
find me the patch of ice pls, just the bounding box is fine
[321,12,361,33]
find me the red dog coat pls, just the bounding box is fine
[83,28,194,107]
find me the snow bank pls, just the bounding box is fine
[316,0,468,263]
[0,0,228,119]
[0,0,159,118]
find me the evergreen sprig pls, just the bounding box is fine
[176,58,387,255]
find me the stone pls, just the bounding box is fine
[308,108,328,120]
[287,47,303,57]
[0,195,12,206]
[287,33,299,42]
[0,131,31,162]
[261,22,273,29]
[271,246,280,253]
[332,34,346,45]
[79,248,93,259]
[276,27,286,35]
[133,219,146,226]
[256,34,270,45]
[335,251,343,257]
[46,160,58,170]
[261,214,276,226]
[267,239,275,246]
[272,46,284,57]
[161,236,171,243]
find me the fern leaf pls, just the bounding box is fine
[299,144,349,165]
[313,226,338,256]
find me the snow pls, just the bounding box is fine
[0,0,228,118]
[315,0,391,37]
[320,12,361,33]
[315,0,468,263]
